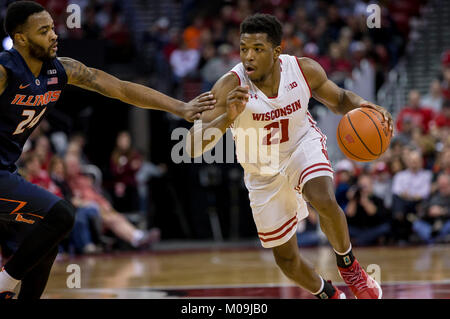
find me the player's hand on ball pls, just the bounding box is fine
[226,85,249,122]
[360,101,394,137]
[183,91,216,122]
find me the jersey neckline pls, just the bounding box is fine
[10,48,48,81]
[250,57,283,101]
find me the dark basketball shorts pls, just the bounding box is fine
[0,169,63,254]
[0,168,61,231]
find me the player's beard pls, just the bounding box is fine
[28,38,55,61]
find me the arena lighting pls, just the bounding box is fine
[2,36,12,50]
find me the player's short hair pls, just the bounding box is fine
[4,1,46,38]
[240,13,282,47]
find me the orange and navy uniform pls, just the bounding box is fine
[0,48,67,224]
[0,48,67,171]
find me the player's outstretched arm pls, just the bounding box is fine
[58,57,215,122]
[0,65,7,96]
[298,57,393,134]
[186,72,248,158]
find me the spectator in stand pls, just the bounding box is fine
[102,12,132,62]
[33,134,54,171]
[65,154,160,249]
[412,173,450,244]
[183,16,204,50]
[281,22,303,55]
[169,38,200,97]
[21,153,99,255]
[391,150,433,242]
[324,42,353,87]
[432,148,450,188]
[21,153,62,198]
[110,131,142,212]
[441,50,450,100]
[432,99,450,129]
[65,133,89,165]
[347,41,376,102]
[392,117,414,147]
[200,44,240,91]
[370,161,393,209]
[421,79,444,113]
[345,174,391,246]
[297,204,322,247]
[334,159,356,211]
[163,28,182,63]
[228,0,252,26]
[396,90,435,134]
[48,156,102,255]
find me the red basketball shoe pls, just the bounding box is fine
[338,260,382,299]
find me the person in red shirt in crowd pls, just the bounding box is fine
[441,50,450,100]
[396,90,435,133]
[110,131,142,212]
[65,153,159,249]
[33,134,53,171]
[22,152,62,198]
[433,99,450,128]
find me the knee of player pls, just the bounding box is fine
[307,193,338,212]
[51,200,76,231]
[273,251,299,270]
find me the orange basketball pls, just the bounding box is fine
[337,107,391,162]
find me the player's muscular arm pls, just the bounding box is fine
[58,57,214,122]
[187,73,247,157]
[298,57,393,133]
[0,65,7,96]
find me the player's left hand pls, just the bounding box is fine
[360,101,394,137]
[182,91,216,122]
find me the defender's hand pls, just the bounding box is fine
[360,101,394,137]
[182,91,216,122]
[226,86,249,122]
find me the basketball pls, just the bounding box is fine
[337,107,391,162]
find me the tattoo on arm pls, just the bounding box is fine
[58,57,107,94]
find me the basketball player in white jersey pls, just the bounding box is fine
[187,14,392,299]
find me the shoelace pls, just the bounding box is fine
[340,264,370,291]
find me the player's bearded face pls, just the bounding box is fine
[24,11,58,61]
[240,33,279,82]
[28,37,55,61]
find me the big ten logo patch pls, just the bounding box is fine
[285,81,298,92]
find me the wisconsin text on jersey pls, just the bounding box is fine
[251,98,302,121]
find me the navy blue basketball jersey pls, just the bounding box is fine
[0,48,67,170]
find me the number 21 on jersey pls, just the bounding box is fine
[263,119,289,145]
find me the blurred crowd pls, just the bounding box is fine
[17,124,162,256]
[33,0,133,63]
[298,50,450,247]
[144,0,421,101]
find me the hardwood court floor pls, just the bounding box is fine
[42,242,450,299]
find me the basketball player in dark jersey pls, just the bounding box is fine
[0,1,215,299]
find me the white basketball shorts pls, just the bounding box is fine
[244,127,334,248]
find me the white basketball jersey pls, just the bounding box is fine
[229,54,319,176]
